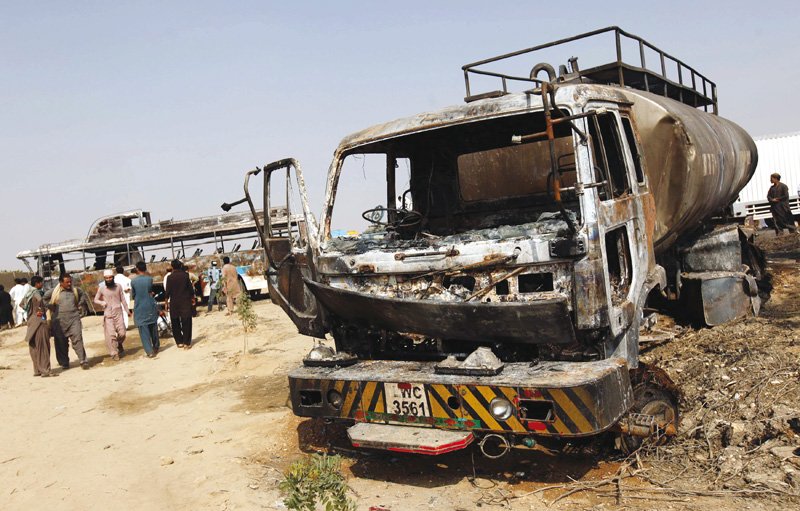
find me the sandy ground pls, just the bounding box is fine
[1,233,799,511]
[0,302,303,510]
[0,300,641,511]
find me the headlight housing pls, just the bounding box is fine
[490,397,513,421]
[327,389,343,409]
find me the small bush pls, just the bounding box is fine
[279,454,355,511]
[237,293,258,354]
[237,292,258,333]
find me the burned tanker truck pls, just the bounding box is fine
[242,27,762,456]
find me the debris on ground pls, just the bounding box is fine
[629,236,800,505]
[326,233,800,509]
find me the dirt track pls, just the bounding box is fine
[1,233,799,510]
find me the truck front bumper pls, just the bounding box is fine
[289,358,633,438]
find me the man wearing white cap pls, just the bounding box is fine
[94,269,130,361]
[114,266,132,329]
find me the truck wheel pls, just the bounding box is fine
[618,384,678,454]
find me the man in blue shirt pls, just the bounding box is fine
[131,261,160,358]
[206,260,223,313]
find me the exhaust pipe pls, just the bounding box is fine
[478,434,510,459]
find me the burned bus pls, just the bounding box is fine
[16,208,295,313]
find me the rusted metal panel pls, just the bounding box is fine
[306,279,577,345]
[680,273,754,326]
[679,224,743,273]
[573,252,609,330]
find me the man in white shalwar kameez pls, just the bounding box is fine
[114,266,132,329]
[8,279,27,326]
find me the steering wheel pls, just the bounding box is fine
[361,206,423,229]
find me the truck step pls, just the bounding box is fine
[347,423,474,455]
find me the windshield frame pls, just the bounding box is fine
[320,107,591,243]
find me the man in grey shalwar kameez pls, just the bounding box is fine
[25,276,56,377]
[95,269,130,361]
[45,274,91,370]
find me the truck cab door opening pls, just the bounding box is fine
[249,159,325,337]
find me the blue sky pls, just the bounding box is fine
[2,1,798,269]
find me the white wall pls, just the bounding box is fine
[738,132,800,204]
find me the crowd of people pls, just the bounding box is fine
[0,277,33,329]
[4,256,244,378]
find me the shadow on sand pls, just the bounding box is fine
[294,418,610,489]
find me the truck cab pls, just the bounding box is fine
[308,88,650,368]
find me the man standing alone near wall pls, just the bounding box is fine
[45,274,91,370]
[165,260,194,349]
[767,172,797,235]
[221,256,241,316]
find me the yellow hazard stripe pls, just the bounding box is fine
[373,385,385,413]
[475,385,498,408]
[549,388,593,433]
[554,421,571,435]
[474,386,512,431]
[572,387,599,425]
[498,386,517,403]
[460,387,503,431]
[361,381,377,411]
[341,382,360,418]
[427,384,452,419]
[476,386,526,432]
[361,381,385,414]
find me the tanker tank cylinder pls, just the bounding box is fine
[622,88,758,251]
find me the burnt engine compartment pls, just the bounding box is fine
[317,109,605,364]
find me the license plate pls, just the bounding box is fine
[384,382,430,417]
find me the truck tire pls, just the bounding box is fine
[618,383,678,454]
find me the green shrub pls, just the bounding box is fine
[237,293,258,354]
[237,292,258,333]
[279,454,355,511]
